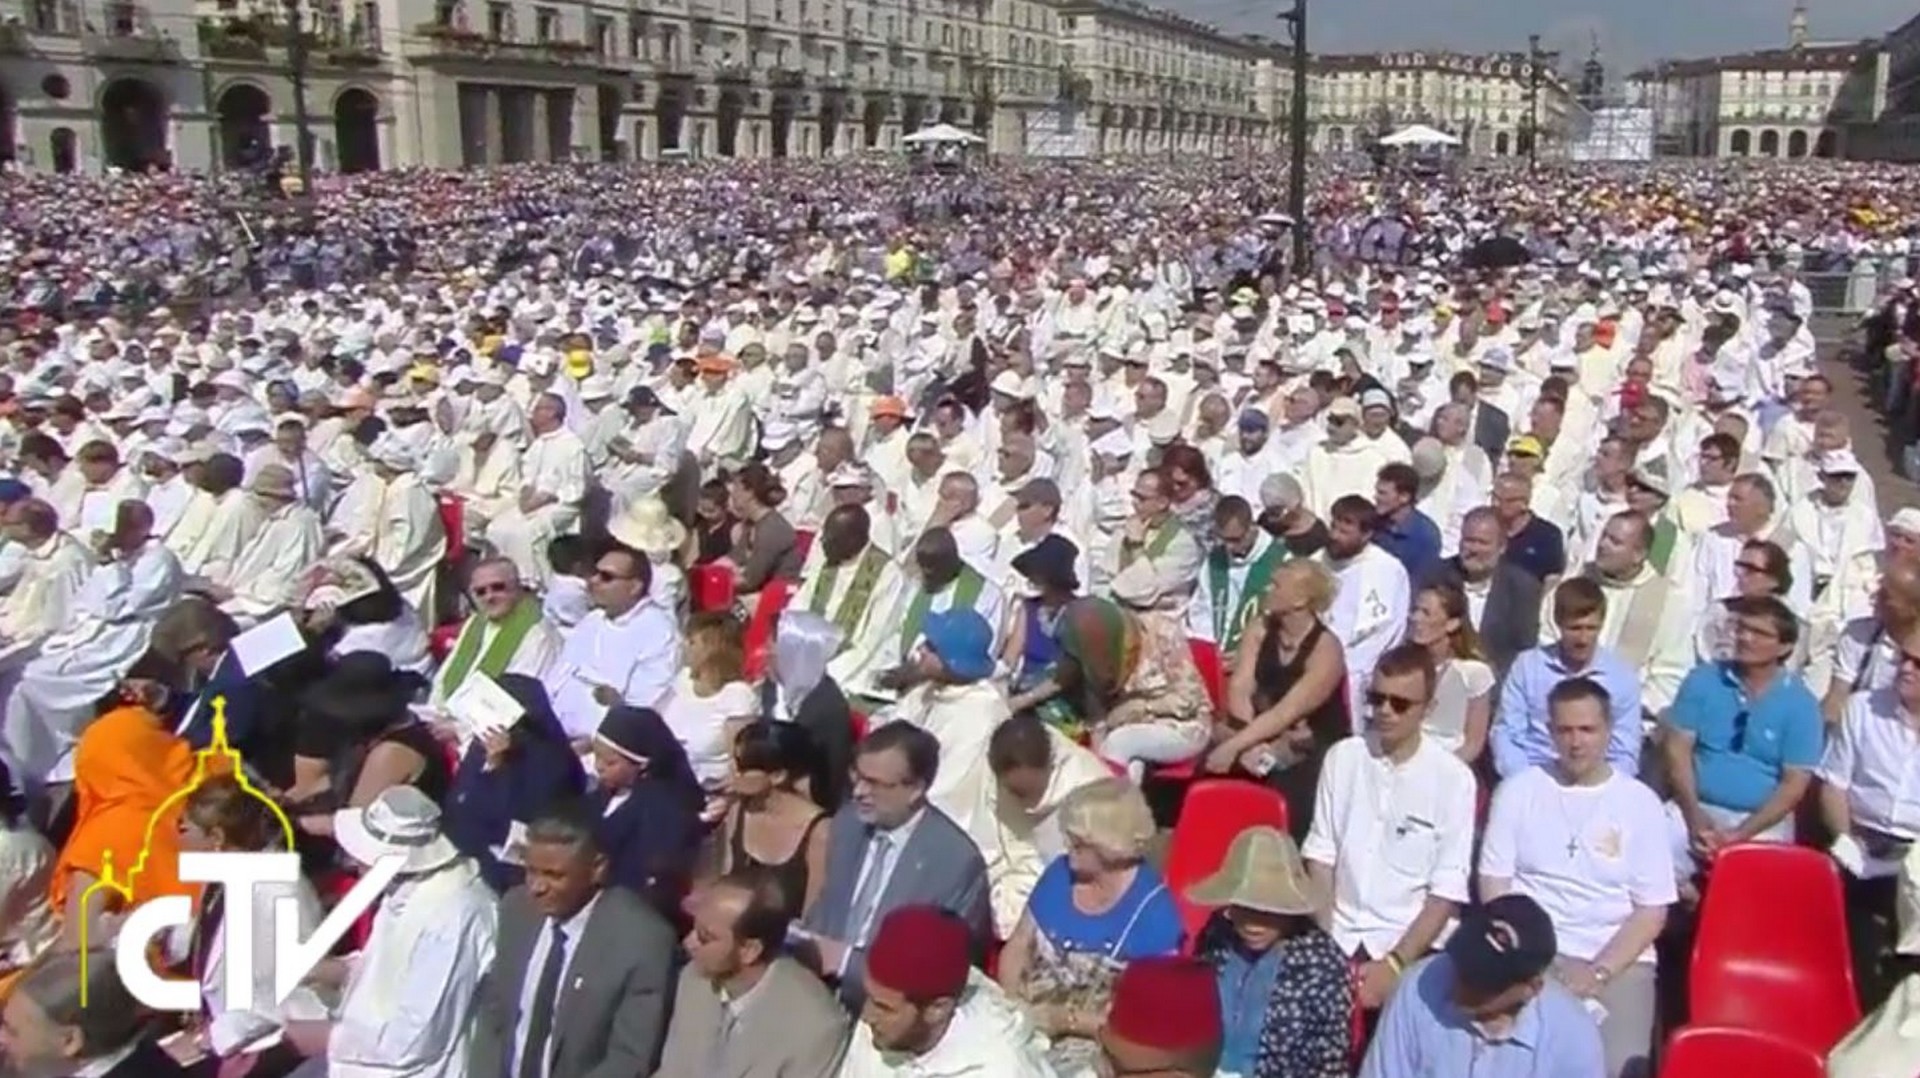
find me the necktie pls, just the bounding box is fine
[847,833,893,946]
[518,923,568,1078]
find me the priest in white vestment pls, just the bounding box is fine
[482,393,588,588]
[2,502,182,788]
[0,500,91,651]
[173,454,267,579]
[49,441,149,539]
[547,545,684,742]
[204,463,327,627]
[447,417,524,534]
[836,528,1007,701]
[876,607,1011,841]
[978,717,1113,937]
[359,438,448,617]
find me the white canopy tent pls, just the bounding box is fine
[1378,123,1462,148]
[902,123,986,146]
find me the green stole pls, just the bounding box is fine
[441,596,542,695]
[900,566,986,653]
[1120,516,1182,568]
[807,545,890,647]
[1649,515,1678,576]
[1208,539,1287,653]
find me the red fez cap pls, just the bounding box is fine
[866,906,970,1001]
[1107,957,1222,1053]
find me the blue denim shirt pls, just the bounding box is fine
[1216,941,1286,1074]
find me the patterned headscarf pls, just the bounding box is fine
[1055,597,1142,702]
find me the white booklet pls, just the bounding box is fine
[231,612,308,676]
[444,672,526,744]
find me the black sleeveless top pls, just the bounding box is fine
[1251,617,1351,757]
[728,811,827,914]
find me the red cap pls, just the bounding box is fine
[866,906,971,1001]
[1485,304,1508,325]
[1107,957,1222,1053]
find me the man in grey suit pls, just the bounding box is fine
[469,804,679,1078]
[798,722,991,1009]
[657,871,848,1078]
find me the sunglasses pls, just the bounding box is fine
[1733,561,1771,575]
[471,581,512,597]
[1730,709,1751,753]
[1899,649,1920,671]
[1366,690,1422,714]
[591,568,633,583]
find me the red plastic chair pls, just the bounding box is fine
[435,494,466,565]
[1187,637,1226,716]
[741,578,794,681]
[689,564,737,613]
[1690,843,1860,1053]
[316,869,377,952]
[1658,1026,1827,1078]
[1163,779,1290,943]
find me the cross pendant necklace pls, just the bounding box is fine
[1566,835,1581,859]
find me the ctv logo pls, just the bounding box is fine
[77,699,406,1012]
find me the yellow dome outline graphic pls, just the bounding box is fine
[76,696,297,1006]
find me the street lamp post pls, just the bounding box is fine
[283,0,315,191]
[1280,0,1308,270]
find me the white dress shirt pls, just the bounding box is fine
[1302,734,1477,958]
[1820,688,1920,841]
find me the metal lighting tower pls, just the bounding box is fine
[1526,33,1541,170]
[1280,0,1308,270]
[284,0,315,190]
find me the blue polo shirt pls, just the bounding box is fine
[1375,509,1443,581]
[1500,515,1566,584]
[1669,662,1824,813]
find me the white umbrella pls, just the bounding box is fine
[1378,124,1462,148]
[901,123,986,146]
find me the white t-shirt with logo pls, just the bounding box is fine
[1479,765,1677,963]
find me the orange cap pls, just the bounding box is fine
[870,396,910,418]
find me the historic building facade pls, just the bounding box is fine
[1624,6,1882,158]
[1308,49,1574,157]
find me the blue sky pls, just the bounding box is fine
[1183,0,1912,74]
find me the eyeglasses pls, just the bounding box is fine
[1898,649,1920,670]
[1366,690,1424,714]
[591,568,634,583]
[471,581,513,597]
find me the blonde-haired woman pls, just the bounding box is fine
[661,611,759,790]
[1408,580,1495,765]
[1208,558,1349,842]
[996,778,1184,1074]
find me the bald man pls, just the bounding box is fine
[1823,560,1920,723]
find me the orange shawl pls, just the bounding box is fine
[50,705,200,917]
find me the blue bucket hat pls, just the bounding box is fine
[921,609,995,683]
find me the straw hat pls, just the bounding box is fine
[1184,826,1319,916]
[607,497,688,558]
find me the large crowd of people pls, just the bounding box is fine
[0,154,1915,1078]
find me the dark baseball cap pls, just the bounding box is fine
[1445,894,1557,994]
[626,385,674,414]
